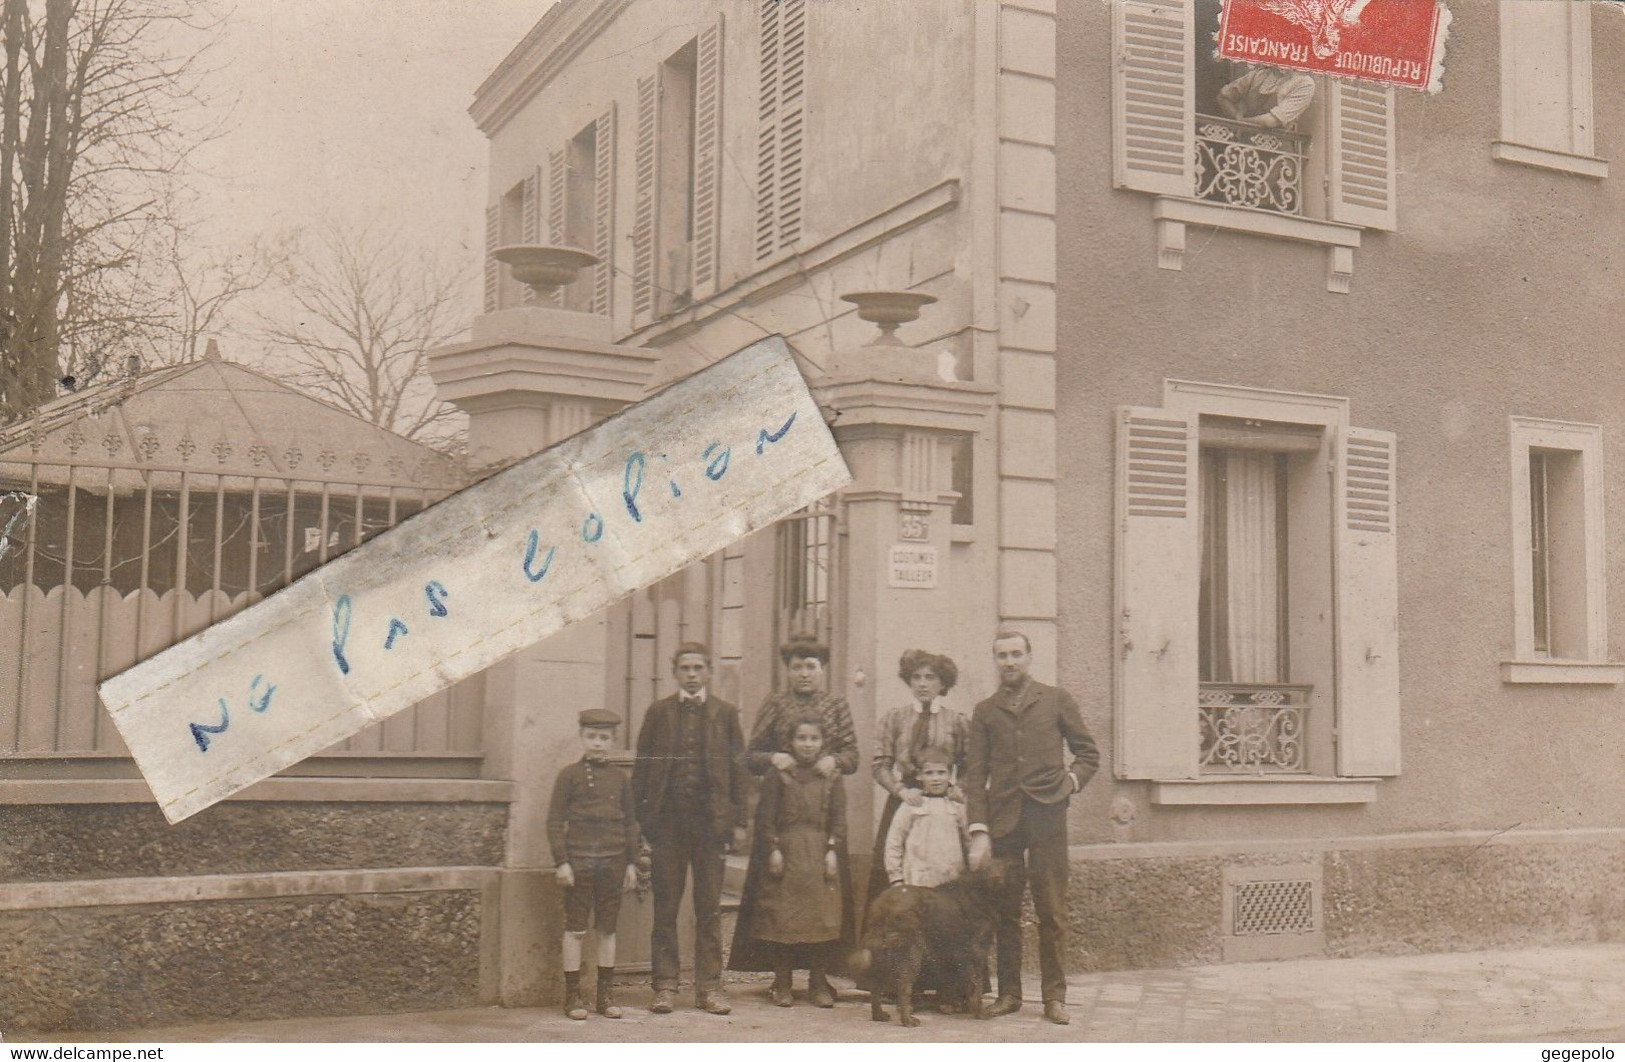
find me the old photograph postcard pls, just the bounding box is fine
[2,0,1623,1049]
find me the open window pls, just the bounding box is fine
[1113,0,1393,286]
[631,17,724,327]
[1115,382,1399,801]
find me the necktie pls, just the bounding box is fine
[905,708,933,782]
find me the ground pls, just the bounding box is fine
[11,943,1624,1044]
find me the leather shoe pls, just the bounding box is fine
[1044,1000,1070,1025]
[985,995,1023,1018]
[649,988,675,1014]
[696,991,733,1015]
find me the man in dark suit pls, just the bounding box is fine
[965,630,1100,1025]
[631,642,748,1016]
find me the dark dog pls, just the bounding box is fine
[851,871,996,1027]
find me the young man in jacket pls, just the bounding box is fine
[965,630,1100,1026]
[631,642,749,1015]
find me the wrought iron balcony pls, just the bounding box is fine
[1194,115,1308,216]
[1199,683,1311,773]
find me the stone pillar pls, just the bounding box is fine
[818,343,996,837]
[429,305,658,1006]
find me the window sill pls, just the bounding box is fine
[1491,142,1609,180]
[1499,659,1625,685]
[1150,197,1363,293]
[1151,776,1379,806]
[951,523,975,544]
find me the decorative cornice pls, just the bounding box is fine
[470,0,634,136]
[428,337,660,409]
[819,374,998,436]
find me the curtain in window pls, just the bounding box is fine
[1201,450,1282,683]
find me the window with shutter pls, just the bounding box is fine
[1504,418,1620,685]
[496,180,526,310]
[756,0,806,262]
[593,106,616,317]
[558,126,598,315]
[1494,0,1605,178]
[1121,382,1402,798]
[1117,0,1399,285]
[692,16,724,300]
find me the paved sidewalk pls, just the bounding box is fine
[23,944,1625,1043]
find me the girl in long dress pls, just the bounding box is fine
[731,634,859,1002]
[733,712,850,1007]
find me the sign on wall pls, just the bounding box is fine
[888,544,938,589]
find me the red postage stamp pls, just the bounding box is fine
[1217,0,1452,93]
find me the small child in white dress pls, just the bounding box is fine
[884,746,969,888]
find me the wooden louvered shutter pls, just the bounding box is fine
[691,15,725,300]
[755,0,780,261]
[632,72,660,327]
[1336,427,1401,777]
[1114,407,1200,780]
[776,0,806,251]
[593,105,617,317]
[1327,81,1397,231]
[520,168,541,304]
[1112,0,1194,197]
[756,0,805,262]
[546,149,567,306]
[483,203,500,313]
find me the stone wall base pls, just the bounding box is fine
[1049,832,1625,973]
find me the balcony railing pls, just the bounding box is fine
[1199,683,1311,773]
[1194,115,1308,216]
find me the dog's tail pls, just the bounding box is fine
[847,947,873,974]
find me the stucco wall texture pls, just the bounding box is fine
[1054,3,1625,846]
[2,890,483,1033]
[0,802,508,882]
[1053,837,1625,974]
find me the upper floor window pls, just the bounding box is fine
[1494,0,1607,178]
[632,18,724,328]
[1113,0,1396,230]
[483,108,617,317]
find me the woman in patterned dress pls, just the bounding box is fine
[730,634,859,998]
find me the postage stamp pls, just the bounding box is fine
[1217,0,1452,93]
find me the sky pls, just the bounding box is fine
[187,1,552,337]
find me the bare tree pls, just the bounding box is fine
[257,223,469,443]
[0,0,220,417]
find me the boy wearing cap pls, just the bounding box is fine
[547,707,640,1021]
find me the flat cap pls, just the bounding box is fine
[578,707,622,729]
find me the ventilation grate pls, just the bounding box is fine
[1233,878,1316,936]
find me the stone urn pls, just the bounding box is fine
[840,290,938,346]
[492,245,600,300]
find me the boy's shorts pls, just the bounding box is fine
[563,856,627,932]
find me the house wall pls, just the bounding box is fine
[0,798,506,1031]
[1049,1,1625,960]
